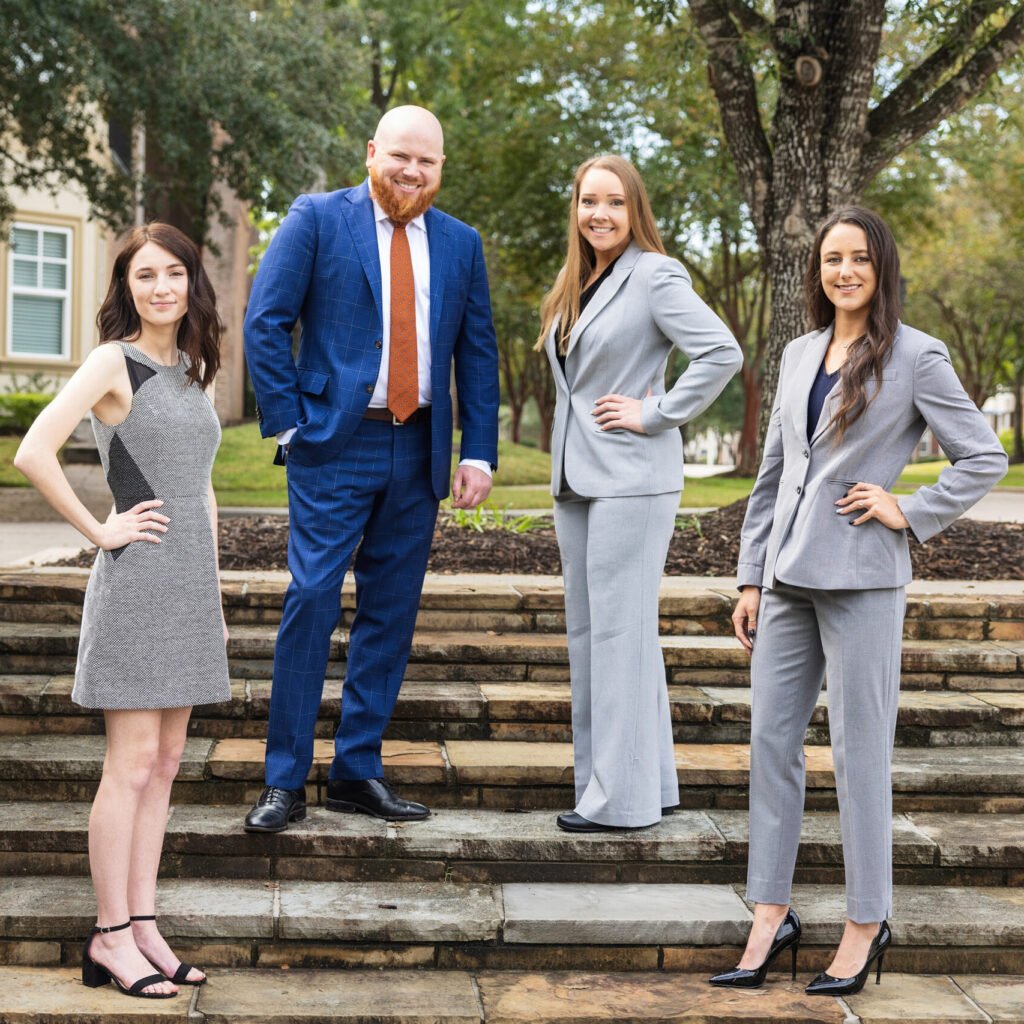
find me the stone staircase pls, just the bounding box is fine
[1,568,1023,1023]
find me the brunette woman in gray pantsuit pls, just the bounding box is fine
[710,207,1007,996]
[535,155,742,833]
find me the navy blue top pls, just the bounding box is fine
[807,359,841,440]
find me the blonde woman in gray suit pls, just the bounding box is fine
[710,207,1007,996]
[536,155,742,834]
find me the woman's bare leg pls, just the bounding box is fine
[126,706,204,983]
[87,709,176,996]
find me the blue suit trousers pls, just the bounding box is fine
[264,416,439,789]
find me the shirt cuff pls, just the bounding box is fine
[277,427,297,445]
[459,458,492,478]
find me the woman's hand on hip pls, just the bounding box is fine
[592,393,647,434]
[732,586,761,654]
[95,499,169,551]
[835,482,910,530]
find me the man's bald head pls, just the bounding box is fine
[367,105,446,223]
[373,105,444,154]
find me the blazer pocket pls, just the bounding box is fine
[297,367,330,396]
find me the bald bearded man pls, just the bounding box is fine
[243,106,499,831]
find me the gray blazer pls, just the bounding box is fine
[738,322,1008,591]
[544,243,742,497]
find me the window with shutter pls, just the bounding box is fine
[6,223,72,359]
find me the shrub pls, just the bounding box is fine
[0,393,54,432]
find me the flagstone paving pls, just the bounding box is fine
[0,967,1022,1022]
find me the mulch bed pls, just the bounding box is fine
[54,499,1024,580]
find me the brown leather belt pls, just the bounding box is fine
[363,406,430,425]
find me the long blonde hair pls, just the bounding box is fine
[535,154,666,353]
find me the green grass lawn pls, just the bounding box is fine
[4,418,1021,508]
[206,423,1024,507]
[212,422,758,509]
[0,437,23,487]
[894,459,1024,492]
[211,423,559,506]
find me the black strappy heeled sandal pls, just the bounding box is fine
[81,921,175,999]
[129,915,207,986]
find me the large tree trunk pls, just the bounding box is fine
[734,362,762,476]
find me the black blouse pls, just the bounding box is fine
[557,258,620,373]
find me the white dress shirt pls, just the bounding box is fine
[279,187,491,478]
[369,199,432,408]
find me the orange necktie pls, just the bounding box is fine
[387,222,419,423]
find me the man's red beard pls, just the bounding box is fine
[369,165,441,224]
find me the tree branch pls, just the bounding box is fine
[724,0,771,38]
[821,0,886,203]
[688,0,774,242]
[857,9,1024,191]
[866,1,1005,143]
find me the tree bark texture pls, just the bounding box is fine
[687,0,1024,452]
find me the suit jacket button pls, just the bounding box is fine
[802,449,809,458]
[374,339,383,349]
[796,485,802,494]
[366,384,374,394]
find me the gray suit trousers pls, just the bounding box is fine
[746,583,905,922]
[554,490,681,827]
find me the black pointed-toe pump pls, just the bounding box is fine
[805,920,892,997]
[709,908,802,988]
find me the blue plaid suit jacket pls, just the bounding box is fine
[244,180,499,498]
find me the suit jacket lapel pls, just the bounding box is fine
[343,181,383,327]
[564,242,643,360]
[810,320,906,445]
[544,320,569,389]
[426,207,450,349]
[789,324,833,444]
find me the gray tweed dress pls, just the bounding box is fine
[72,341,230,710]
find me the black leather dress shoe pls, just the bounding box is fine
[244,786,306,833]
[325,778,430,821]
[557,811,617,832]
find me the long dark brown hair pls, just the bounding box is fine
[805,205,901,442]
[97,223,222,389]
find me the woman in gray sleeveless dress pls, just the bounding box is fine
[15,223,229,999]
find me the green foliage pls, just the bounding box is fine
[0,437,28,486]
[0,393,53,432]
[446,505,546,534]
[3,372,58,396]
[0,1,367,240]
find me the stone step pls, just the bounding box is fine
[2,570,1022,642]
[2,735,1023,812]
[3,875,1024,976]
[3,676,1022,747]
[2,967,1022,1023]
[1,803,1020,888]
[2,623,1022,691]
